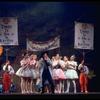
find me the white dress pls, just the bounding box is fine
[16,59,32,77]
[64,61,78,79]
[30,60,39,79]
[52,60,66,80]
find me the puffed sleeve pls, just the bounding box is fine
[3,65,6,71]
[74,61,78,66]
[20,60,24,66]
[59,60,65,68]
[84,66,89,75]
[9,65,14,75]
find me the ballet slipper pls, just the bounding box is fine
[26,91,29,93]
[30,91,33,93]
[58,91,61,93]
[65,90,69,93]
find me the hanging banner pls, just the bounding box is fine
[0,17,18,45]
[27,36,60,51]
[74,21,94,50]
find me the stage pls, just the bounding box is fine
[0,92,100,99]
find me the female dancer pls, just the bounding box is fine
[30,54,39,93]
[63,56,69,92]
[52,54,66,93]
[27,54,34,93]
[65,55,78,93]
[16,52,32,93]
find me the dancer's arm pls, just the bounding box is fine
[22,63,29,69]
[84,66,89,75]
[58,60,65,69]
[35,61,39,69]
[64,62,68,70]
[44,57,53,66]
[52,61,58,68]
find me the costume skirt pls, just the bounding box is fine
[63,69,78,79]
[31,69,39,79]
[16,67,32,77]
[52,69,67,80]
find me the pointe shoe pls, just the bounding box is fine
[30,91,33,93]
[26,91,29,93]
[22,91,24,94]
[62,91,64,93]
[23,90,26,94]
[65,90,69,93]
[58,91,61,93]
[55,90,59,93]
[47,91,49,94]
[33,91,38,94]
[74,91,76,93]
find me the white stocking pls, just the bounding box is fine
[59,81,62,93]
[72,80,76,93]
[66,80,70,92]
[62,80,64,92]
[57,83,60,92]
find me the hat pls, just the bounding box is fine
[40,51,49,58]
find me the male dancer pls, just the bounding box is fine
[39,51,55,93]
[78,60,89,93]
[3,60,14,93]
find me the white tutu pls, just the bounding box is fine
[31,69,39,79]
[52,68,67,80]
[64,69,78,79]
[16,67,24,77]
[16,67,32,77]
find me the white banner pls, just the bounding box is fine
[27,36,60,51]
[74,22,94,50]
[0,17,18,45]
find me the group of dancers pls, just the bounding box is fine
[2,51,89,94]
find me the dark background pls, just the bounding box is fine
[0,1,99,93]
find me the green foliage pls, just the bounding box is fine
[87,70,96,79]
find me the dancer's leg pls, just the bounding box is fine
[30,79,33,93]
[59,80,62,93]
[72,80,76,93]
[21,77,24,93]
[26,78,29,93]
[65,80,70,93]
[33,79,37,93]
[62,80,64,93]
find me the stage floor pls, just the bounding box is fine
[0,92,100,99]
[0,92,100,95]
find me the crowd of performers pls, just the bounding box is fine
[2,51,89,94]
